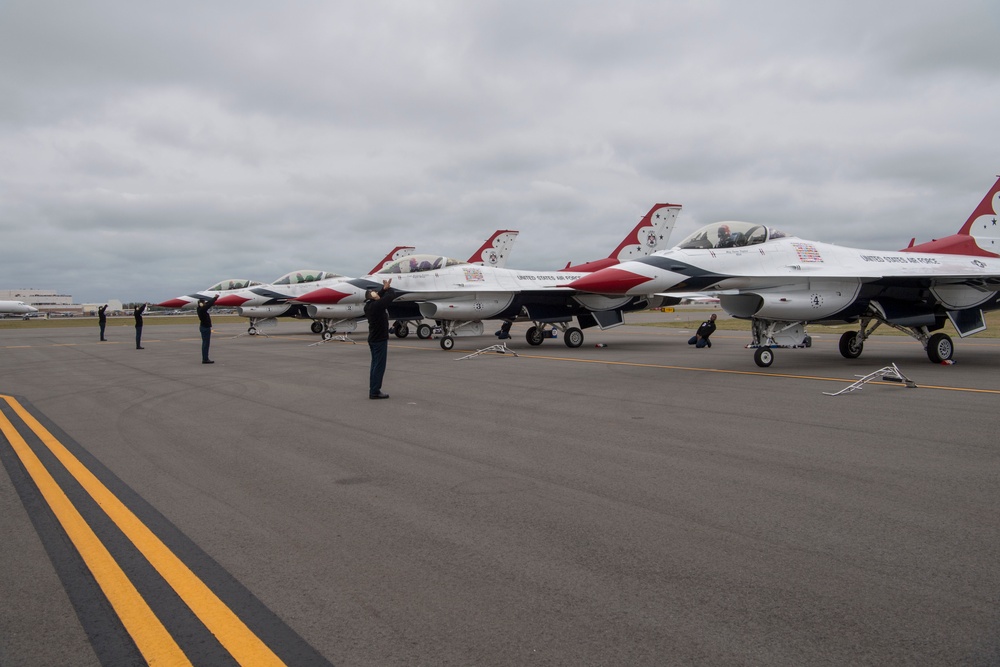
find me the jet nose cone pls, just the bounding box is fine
[214,294,246,307]
[297,287,351,304]
[569,268,652,294]
[157,298,188,308]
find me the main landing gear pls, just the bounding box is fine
[430,320,586,350]
[524,323,584,348]
[834,318,954,364]
[747,316,954,367]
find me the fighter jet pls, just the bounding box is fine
[569,177,1000,367]
[295,203,681,349]
[184,231,518,337]
[156,279,264,310]
[302,230,521,339]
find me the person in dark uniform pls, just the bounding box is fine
[98,304,108,341]
[133,303,147,349]
[495,320,513,340]
[688,313,717,348]
[197,295,219,364]
[364,279,398,399]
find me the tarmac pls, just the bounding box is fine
[1,312,998,665]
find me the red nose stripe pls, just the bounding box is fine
[157,298,188,308]
[296,288,352,304]
[568,268,651,294]
[214,294,249,307]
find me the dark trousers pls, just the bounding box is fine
[687,335,711,348]
[135,326,143,348]
[368,340,388,395]
[99,322,106,340]
[200,325,212,361]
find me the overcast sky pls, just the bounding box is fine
[1,0,998,303]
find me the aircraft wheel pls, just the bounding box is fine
[754,347,774,368]
[322,331,334,341]
[440,336,455,350]
[526,326,545,346]
[838,331,863,359]
[393,322,410,338]
[564,327,584,348]
[310,321,323,334]
[927,333,953,363]
[416,323,432,339]
[248,326,258,336]
[804,335,812,348]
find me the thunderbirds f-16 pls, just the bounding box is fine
[161,232,519,337]
[290,230,521,339]
[0,300,38,318]
[295,203,681,349]
[569,177,1000,367]
[157,278,265,311]
[203,246,419,336]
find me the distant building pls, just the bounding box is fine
[81,300,125,315]
[1,288,79,315]
[0,289,73,306]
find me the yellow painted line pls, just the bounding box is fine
[0,402,191,666]
[395,343,1000,395]
[1,395,287,667]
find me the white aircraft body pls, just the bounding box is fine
[300,230,521,339]
[569,178,1000,367]
[176,231,518,337]
[184,247,419,334]
[0,300,38,318]
[295,203,681,349]
[157,278,265,311]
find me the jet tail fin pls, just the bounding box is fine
[369,246,416,274]
[562,203,682,272]
[467,230,519,267]
[903,177,1000,257]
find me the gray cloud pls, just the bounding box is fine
[1,0,998,303]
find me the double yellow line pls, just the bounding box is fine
[0,394,286,666]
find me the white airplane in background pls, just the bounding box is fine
[301,230,521,339]
[0,300,38,319]
[295,203,681,349]
[569,177,1000,367]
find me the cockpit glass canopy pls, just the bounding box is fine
[208,279,263,291]
[675,221,785,250]
[376,254,465,274]
[272,270,340,285]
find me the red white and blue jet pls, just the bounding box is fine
[569,177,1000,367]
[295,203,682,349]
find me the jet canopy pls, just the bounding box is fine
[208,279,263,291]
[377,254,466,274]
[676,221,787,250]
[272,270,341,285]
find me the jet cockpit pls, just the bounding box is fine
[377,254,466,274]
[676,221,787,250]
[271,270,342,285]
[207,279,263,291]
